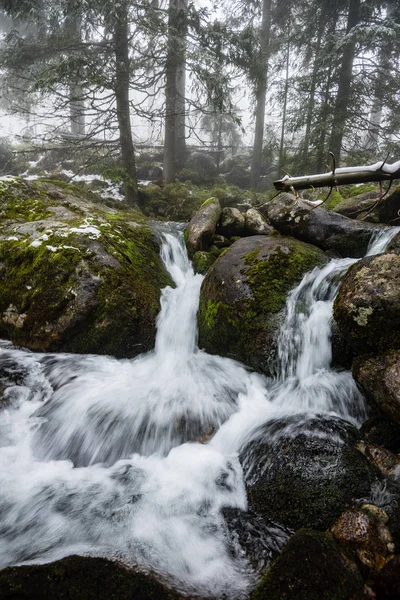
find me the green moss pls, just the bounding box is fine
[244,244,326,314]
[0,178,53,223]
[192,251,216,275]
[322,189,343,211]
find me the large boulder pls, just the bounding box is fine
[250,530,364,600]
[264,193,380,257]
[0,555,184,600]
[185,197,221,258]
[197,235,327,374]
[353,352,400,425]
[333,253,400,355]
[240,416,382,531]
[0,178,172,357]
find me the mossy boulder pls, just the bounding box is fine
[250,529,364,600]
[353,352,400,425]
[240,416,382,531]
[265,193,380,257]
[333,189,381,222]
[197,235,327,374]
[333,253,400,355]
[0,555,184,600]
[0,178,173,357]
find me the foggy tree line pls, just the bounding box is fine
[0,0,399,202]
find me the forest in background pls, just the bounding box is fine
[0,0,398,204]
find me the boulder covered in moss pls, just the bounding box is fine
[197,235,326,374]
[0,555,184,600]
[264,193,380,257]
[333,189,381,222]
[240,416,382,531]
[333,253,400,355]
[185,197,221,258]
[353,352,400,425]
[250,529,364,600]
[0,178,173,357]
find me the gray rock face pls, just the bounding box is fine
[244,208,273,236]
[353,352,400,425]
[185,198,221,258]
[265,193,380,257]
[333,253,400,354]
[217,206,246,238]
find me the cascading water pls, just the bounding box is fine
[0,224,398,597]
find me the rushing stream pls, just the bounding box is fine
[0,224,398,597]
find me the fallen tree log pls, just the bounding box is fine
[274,160,400,192]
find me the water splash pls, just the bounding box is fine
[0,224,398,596]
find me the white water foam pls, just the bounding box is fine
[0,225,397,596]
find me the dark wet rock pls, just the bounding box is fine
[353,352,400,424]
[379,185,400,225]
[386,231,400,254]
[334,190,381,222]
[240,416,382,531]
[211,234,231,249]
[197,235,327,374]
[244,209,273,236]
[334,254,400,355]
[0,555,185,600]
[265,193,379,257]
[185,198,221,258]
[222,507,290,573]
[360,415,400,454]
[373,555,400,599]
[250,529,364,600]
[216,207,246,238]
[0,178,172,357]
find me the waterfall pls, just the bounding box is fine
[0,224,398,597]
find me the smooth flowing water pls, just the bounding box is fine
[0,224,398,597]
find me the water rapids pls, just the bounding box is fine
[0,224,398,597]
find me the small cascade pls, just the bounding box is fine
[0,222,398,597]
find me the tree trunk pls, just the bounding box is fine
[329,0,361,166]
[302,9,324,169]
[278,19,290,174]
[164,0,188,183]
[250,0,272,189]
[66,6,85,136]
[274,159,400,192]
[114,2,137,206]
